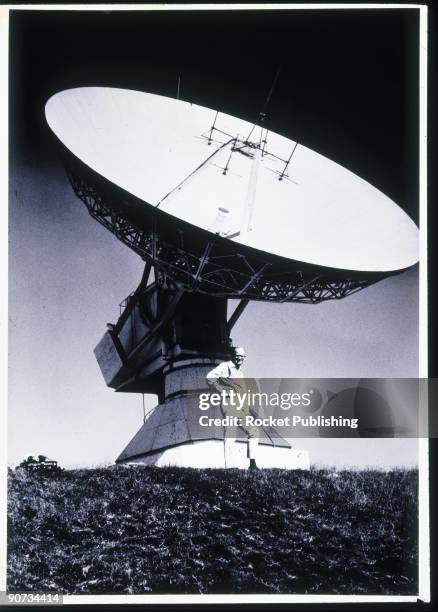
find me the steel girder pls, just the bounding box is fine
[67,167,379,304]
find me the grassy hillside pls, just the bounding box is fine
[8,466,418,595]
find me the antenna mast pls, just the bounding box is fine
[176,75,181,100]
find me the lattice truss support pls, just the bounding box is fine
[68,169,377,304]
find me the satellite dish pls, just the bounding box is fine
[44,87,418,469]
[45,87,418,304]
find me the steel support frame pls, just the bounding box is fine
[68,169,375,304]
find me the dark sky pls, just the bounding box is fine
[8,7,421,468]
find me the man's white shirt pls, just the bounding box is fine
[206,360,245,380]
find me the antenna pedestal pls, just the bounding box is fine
[115,357,309,470]
[94,283,309,469]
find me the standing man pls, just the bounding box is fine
[206,346,259,469]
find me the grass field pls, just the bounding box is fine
[7,466,418,595]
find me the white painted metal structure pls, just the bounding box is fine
[46,87,418,274]
[128,439,310,471]
[44,87,419,470]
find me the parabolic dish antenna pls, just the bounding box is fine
[45,87,418,302]
[46,87,418,272]
[44,86,419,469]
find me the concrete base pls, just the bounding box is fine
[118,439,310,470]
[115,359,310,470]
